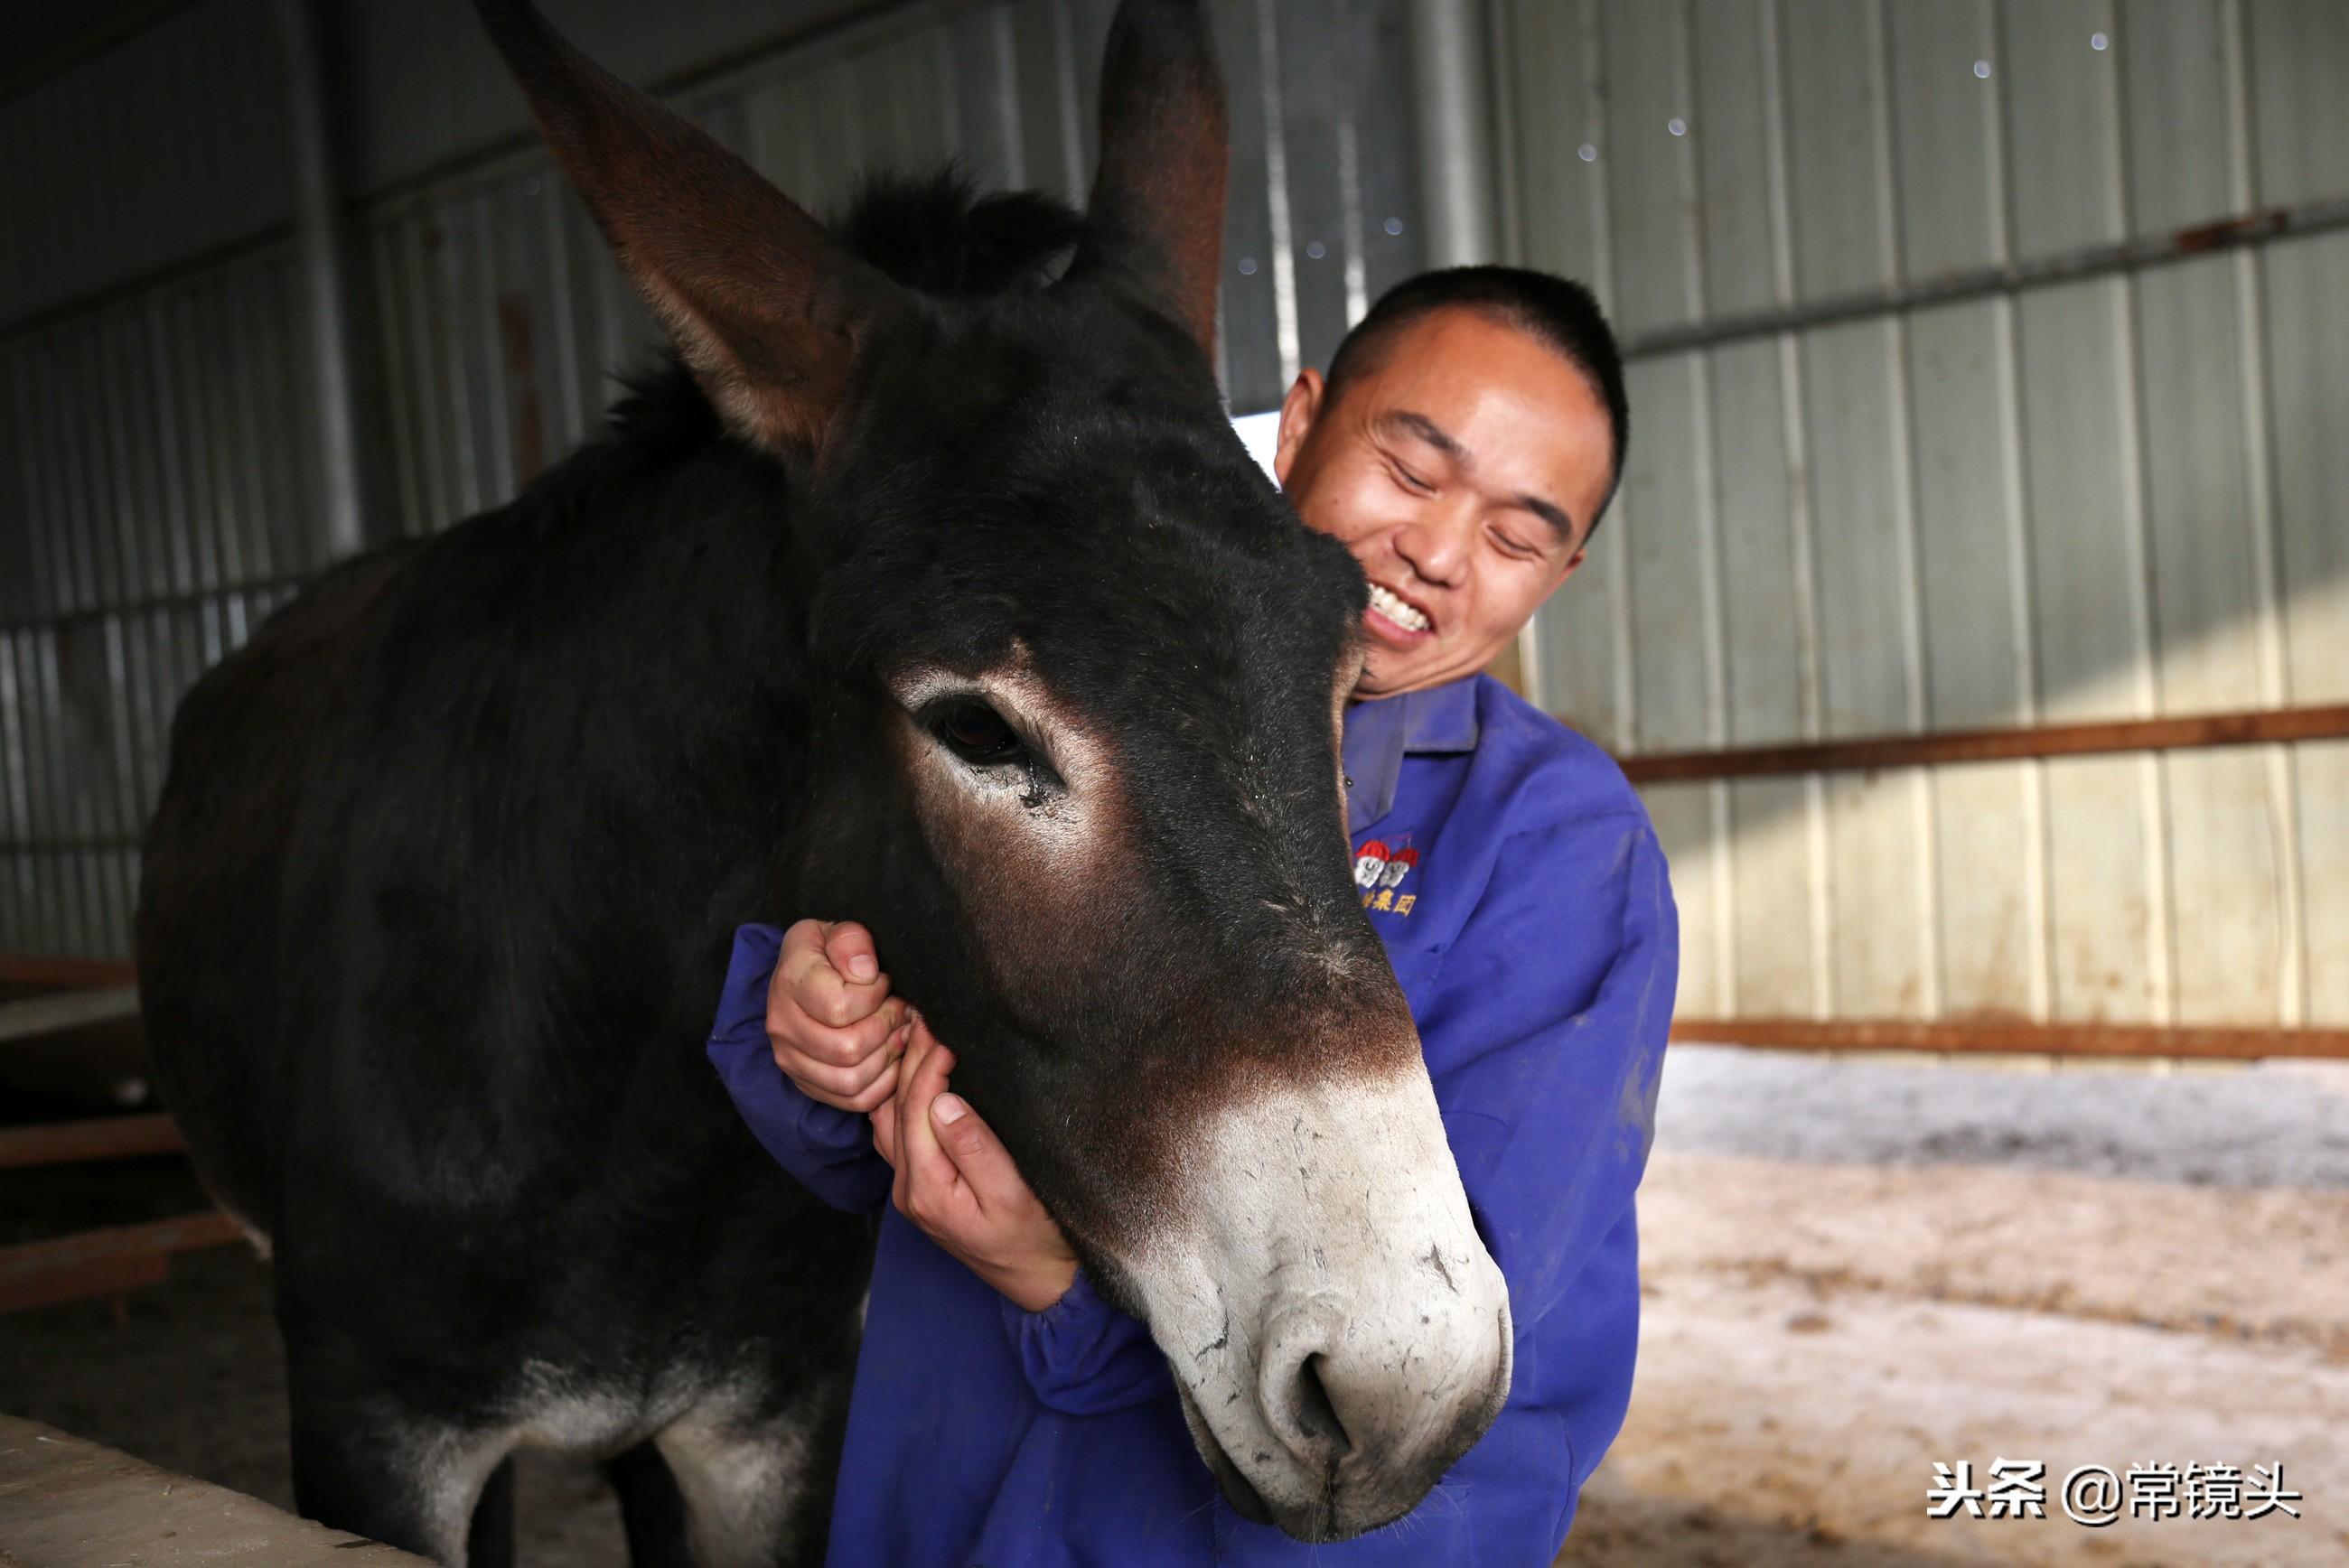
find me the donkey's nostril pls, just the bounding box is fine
[1260,1310,1356,1469]
[1291,1352,1351,1455]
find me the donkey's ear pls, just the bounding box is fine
[476,0,901,451]
[1063,0,1230,356]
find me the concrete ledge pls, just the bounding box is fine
[0,1415,430,1567]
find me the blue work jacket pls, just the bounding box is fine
[707,672,1678,1566]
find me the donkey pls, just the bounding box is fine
[135,2,1510,1562]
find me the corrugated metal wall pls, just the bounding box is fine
[1,248,316,961]
[0,0,1420,959]
[1500,0,2349,1029]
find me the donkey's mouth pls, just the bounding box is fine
[1174,1382,1329,1538]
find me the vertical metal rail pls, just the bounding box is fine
[1410,0,1515,690]
[1407,0,1499,270]
[275,0,368,561]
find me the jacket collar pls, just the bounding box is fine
[1341,675,1480,836]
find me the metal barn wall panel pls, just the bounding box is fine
[0,0,294,326]
[0,0,1418,960]
[364,0,1418,544]
[338,0,907,198]
[1,245,314,960]
[1500,0,2349,1030]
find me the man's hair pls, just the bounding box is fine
[1321,266,1631,540]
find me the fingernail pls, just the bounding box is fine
[848,954,878,982]
[933,1093,968,1125]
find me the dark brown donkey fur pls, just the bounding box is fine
[132,3,1475,1563]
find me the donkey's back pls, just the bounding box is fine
[137,363,876,1563]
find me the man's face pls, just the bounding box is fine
[1272,306,1615,698]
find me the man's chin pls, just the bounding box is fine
[1356,648,1460,699]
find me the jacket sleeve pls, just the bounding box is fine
[706,922,894,1215]
[998,1268,1174,1415]
[1435,814,1676,1328]
[1213,812,1679,1564]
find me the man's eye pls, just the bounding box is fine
[931,702,1025,766]
[1389,462,1433,494]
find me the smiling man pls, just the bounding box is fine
[1273,271,1622,698]
[707,266,1678,1565]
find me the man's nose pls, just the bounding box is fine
[1393,507,1472,588]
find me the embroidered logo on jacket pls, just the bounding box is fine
[1352,838,1420,915]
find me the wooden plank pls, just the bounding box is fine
[0,1414,435,1565]
[0,955,136,988]
[1671,1015,2349,1061]
[0,1114,183,1171]
[0,1211,242,1314]
[0,985,138,1044]
[1612,702,2349,781]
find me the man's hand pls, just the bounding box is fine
[871,1018,1079,1313]
[764,919,910,1113]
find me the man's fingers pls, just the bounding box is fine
[895,1028,962,1211]
[774,917,892,1030]
[822,920,882,985]
[778,1025,907,1106]
[770,994,908,1072]
[929,1090,1025,1214]
[894,1011,935,1105]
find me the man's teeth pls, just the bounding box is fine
[1368,583,1429,632]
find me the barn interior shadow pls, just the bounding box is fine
[0,1231,629,1568]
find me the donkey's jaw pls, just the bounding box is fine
[1125,1063,1513,1541]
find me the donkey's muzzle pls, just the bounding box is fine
[1128,1059,1514,1541]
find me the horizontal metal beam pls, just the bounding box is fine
[1673,1017,2349,1061]
[0,0,204,105]
[0,1211,243,1314]
[1614,702,2349,785]
[0,1114,183,1171]
[1623,195,2349,361]
[0,986,141,1045]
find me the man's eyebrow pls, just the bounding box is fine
[1517,493,1577,543]
[1378,408,1578,543]
[1378,409,1466,465]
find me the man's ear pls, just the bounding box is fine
[1273,368,1327,488]
[1546,546,1589,600]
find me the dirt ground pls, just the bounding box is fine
[4,1045,2344,1566]
[1560,1046,2349,1567]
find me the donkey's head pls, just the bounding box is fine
[482,0,1510,1538]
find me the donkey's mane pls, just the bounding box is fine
[604,170,1084,446]
[834,168,1086,297]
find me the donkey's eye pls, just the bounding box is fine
[931,702,1025,767]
